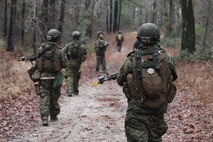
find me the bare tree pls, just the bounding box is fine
[49,0,56,29]
[40,0,49,41]
[169,0,175,33]
[58,0,66,43]
[3,0,7,39]
[7,0,17,51]
[152,0,157,24]
[181,0,195,53]
[203,0,212,46]
[21,0,26,47]
[113,0,118,32]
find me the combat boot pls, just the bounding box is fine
[74,92,79,95]
[50,115,58,122]
[68,92,73,97]
[42,117,48,126]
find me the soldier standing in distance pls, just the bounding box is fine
[115,30,124,52]
[117,23,178,142]
[36,29,66,126]
[63,31,87,97]
[95,31,109,72]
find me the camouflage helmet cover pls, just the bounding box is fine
[72,31,81,39]
[97,31,103,36]
[137,23,160,45]
[46,29,61,42]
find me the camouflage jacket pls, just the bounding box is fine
[95,38,109,56]
[115,34,124,43]
[63,40,87,67]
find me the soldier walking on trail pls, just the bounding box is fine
[115,31,124,52]
[63,31,87,97]
[34,29,66,126]
[117,23,178,142]
[95,31,109,72]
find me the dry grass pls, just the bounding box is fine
[176,60,213,104]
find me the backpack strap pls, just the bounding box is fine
[133,50,144,100]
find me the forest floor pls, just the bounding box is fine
[0,33,213,142]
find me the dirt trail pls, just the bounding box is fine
[2,33,213,142]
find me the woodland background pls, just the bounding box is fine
[0,0,213,141]
[0,0,212,57]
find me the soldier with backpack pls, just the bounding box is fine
[35,29,66,126]
[95,31,109,72]
[117,23,177,142]
[63,31,87,97]
[115,31,124,52]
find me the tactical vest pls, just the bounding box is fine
[37,44,62,73]
[127,46,176,109]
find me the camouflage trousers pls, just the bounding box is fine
[125,99,168,142]
[96,55,106,71]
[39,79,61,119]
[116,42,122,52]
[65,67,81,94]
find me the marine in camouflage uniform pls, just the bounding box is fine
[117,23,177,142]
[115,31,124,52]
[63,31,87,97]
[95,31,109,72]
[36,29,66,126]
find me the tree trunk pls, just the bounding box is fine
[3,0,7,38]
[40,0,49,41]
[117,0,122,31]
[169,0,175,33]
[49,0,56,29]
[152,0,157,24]
[106,1,109,33]
[113,0,118,32]
[203,0,212,46]
[32,0,37,55]
[109,0,113,32]
[58,0,66,34]
[58,0,66,44]
[21,0,26,48]
[181,0,196,53]
[7,0,17,51]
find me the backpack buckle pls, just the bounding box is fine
[147,68,154,74]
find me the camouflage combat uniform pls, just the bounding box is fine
[117,47,177,142]
[95,37,108,72]
[63,39,87,96]
[37,41,66,125]
[115,33,124,52]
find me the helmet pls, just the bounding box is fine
[72,31,81,40]
[46,29,61,42]
[137,23,160,46]
[97,31,103,36]
[118,30,122,34]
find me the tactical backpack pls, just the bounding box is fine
[127,46,176,108]
[67,42,81,59]
[37,44,62,73]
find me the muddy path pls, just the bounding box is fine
[2,34,213,142]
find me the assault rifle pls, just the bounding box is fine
[93,73,118,86]
[18,55,37,64]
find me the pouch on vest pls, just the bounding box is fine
[166,82,177,103]
[28,65,40,82]
[37,45,62,73]
[53,72,64,89]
